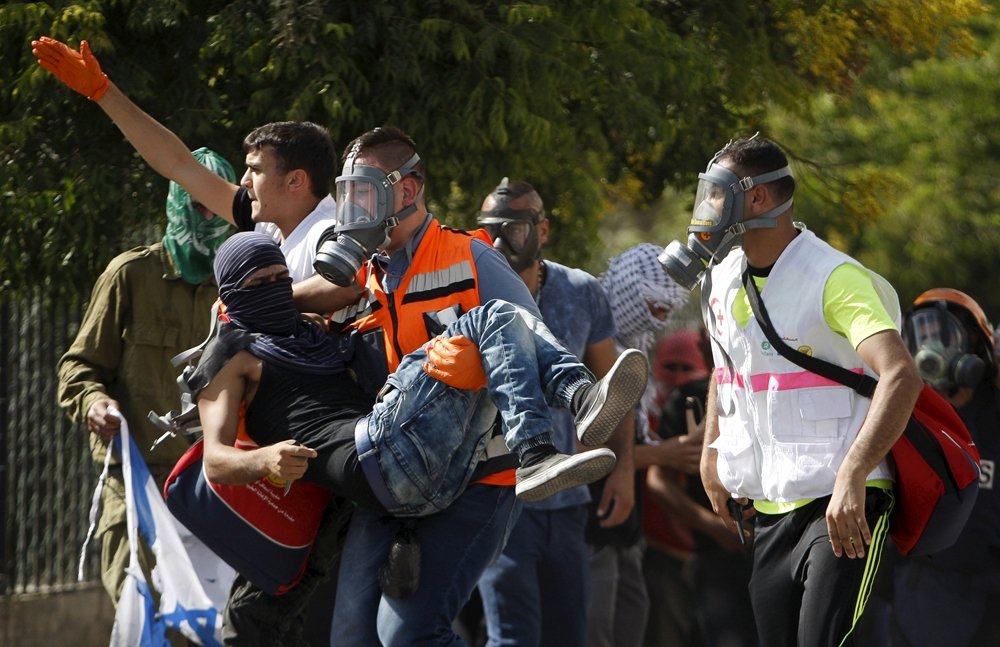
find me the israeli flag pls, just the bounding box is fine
[102,408,232,645]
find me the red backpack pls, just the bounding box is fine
[890,383,980,555]
[743,270,981,556]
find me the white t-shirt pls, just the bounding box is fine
[255,195,336,282]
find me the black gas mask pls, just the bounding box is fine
[314,151,423,287]
[904,303,988,393]
[476,178,544,273]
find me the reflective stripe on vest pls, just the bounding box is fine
[351,220,489,371]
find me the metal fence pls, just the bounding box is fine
[1,286,101,595]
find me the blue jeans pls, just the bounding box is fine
[479,505,591,647]
[331,484,522,646]
[359,299,592,517]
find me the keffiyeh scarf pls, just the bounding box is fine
[163,147,236,285]
[600,243,689,353]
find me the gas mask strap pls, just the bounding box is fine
[698,269,738,417]
[737,197,794,232]
[389,183,424,225]
[706,229,743,268]
[737,166,792,191]
[386,153,422,185]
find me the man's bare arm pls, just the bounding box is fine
[582,337,636,527]
[32,38,239,222]
[97,83,240,222]
[197,351,316,485]
[827,329,922,558]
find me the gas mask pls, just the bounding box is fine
[904,305,985,393]
[477,178,544,273]
[314,151,423,286]
[659,155,794,290]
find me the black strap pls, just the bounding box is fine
[741,267,877,398]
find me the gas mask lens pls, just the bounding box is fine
[909,309,966,355]
[335,178,380,226]
[482,220,532,252]
[907,308,981,389]
[691,178,726,227]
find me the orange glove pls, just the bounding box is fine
[422,335,487,391]
[31,36,109,101]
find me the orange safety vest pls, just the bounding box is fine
[351,220,492,371]
[334,219,516,485]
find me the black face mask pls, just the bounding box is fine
[221,278,297,335]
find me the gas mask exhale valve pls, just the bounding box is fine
[659,154,793,290]
[315,151,423,287]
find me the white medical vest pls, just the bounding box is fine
[706,228,900,502]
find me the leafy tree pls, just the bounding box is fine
[769,5,1000,316]
[1,0,986,298]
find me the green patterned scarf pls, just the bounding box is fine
[163,147,236,284]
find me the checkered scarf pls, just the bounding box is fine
[600,243,688,353]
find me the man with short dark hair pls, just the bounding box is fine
[690,136,923,646]
[321,127,637,645]
[31,37,347,306]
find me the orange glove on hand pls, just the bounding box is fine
[422,335,488,391]
[31,37,109,101]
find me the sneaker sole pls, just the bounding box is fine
[577,349,649,446]
[515,449,617,502]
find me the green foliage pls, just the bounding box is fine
[0,0,987,298]
[769,5,1000,317]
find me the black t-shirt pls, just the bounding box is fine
[232,187,254,232]
[246,360,372,475]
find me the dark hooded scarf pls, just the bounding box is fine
[212,231,345,376]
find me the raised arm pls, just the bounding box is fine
[31,37,239,223]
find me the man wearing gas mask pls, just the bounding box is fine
[889,288,1000,646]
[663,136,923,647]
[473,180,637,647]
[320,128,627,646]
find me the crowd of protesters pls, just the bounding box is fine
[36,34,1000,647]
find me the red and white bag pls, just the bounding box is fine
[163,432,331,595]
